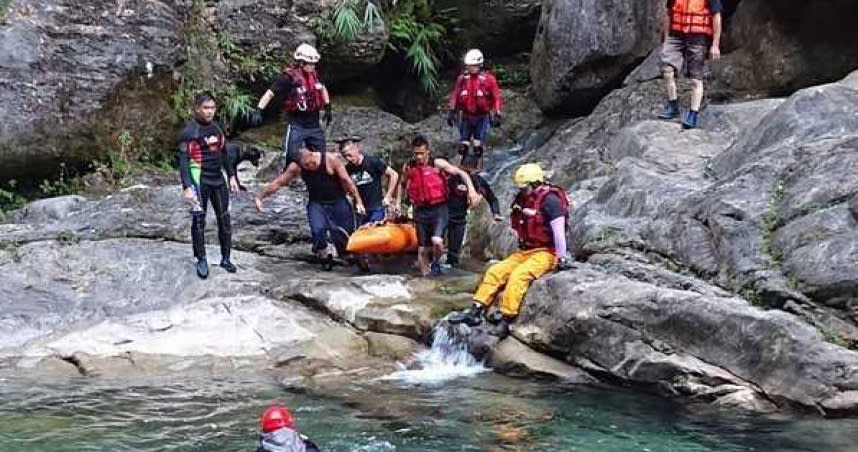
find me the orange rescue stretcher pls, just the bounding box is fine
[346,222,419,255]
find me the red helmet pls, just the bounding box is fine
[260,404,295,433]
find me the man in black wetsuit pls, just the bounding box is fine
[253,145,365,268]
[445,153,503,268]
[251,43,332,166]
[177,91,240,279]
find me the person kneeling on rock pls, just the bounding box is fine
[257,404,320,452]
[449,163,574,338]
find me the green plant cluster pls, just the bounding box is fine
[760,179,785,268]
[312,0,456,96]
[492,65,530,87]
[0,180,26,218]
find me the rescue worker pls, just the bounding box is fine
[445,153,503,268]
[446,49,504,158]
[253,144,365,269]
[251,43,332,165]
[338,136,399,225]
[657,0,723,129]
[257,404,320,452]
[449,163,574,338]
[177,91,240,279]
[398,135,481,276]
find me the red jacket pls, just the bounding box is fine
[510,185,569,249]
[448,70,503,118]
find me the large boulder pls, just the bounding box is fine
[0,0,185,182]
[216,0,388,85]
[436,0,542,56]
[530,0,663,115]
[711,0,858,100]
[515,263,858,414]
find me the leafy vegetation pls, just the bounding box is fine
[492,65,530,87]
[0,0,11,22]
[760,179,785,269]
[311,0,455,96]
[0,180,26,218]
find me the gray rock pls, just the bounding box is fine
[515,265,858,414]
[488,337,596,383]
[19,196,89,222]
[364,332,421,361]
[710,0,858,101]
[437,0,542,56]
[0,0,185,181]
[530,0,663,114]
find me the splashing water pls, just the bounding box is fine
[380,322,487,385]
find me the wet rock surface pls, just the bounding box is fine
[470,70,858,413]
[530,0,663,115]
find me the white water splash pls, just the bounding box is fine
[379,323,487,385]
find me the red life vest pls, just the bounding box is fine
[510,185,569,249]
[670,0,714,36]
[454,71,499,116]
[406,161,448,207]
[282,67,326,113]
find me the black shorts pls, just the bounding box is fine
[414,203,449,247]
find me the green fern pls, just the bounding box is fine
[332,0,362,42]
[217,85,255,133]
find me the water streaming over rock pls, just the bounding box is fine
[380,322,487,385]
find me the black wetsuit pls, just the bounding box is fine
[177,118,233,261]
[445,173,501,266]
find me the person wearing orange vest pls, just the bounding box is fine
[657,0,723,129]
[251,44,332,166]
[446,49,504,160]
[449,163,574,338]
[398,135,481,276]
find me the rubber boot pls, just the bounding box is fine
[658,100,680,120]
[220,259,237,273]
[448,303,485,327]
[682,110,699,130]
[490,316,514,339]
[195,258,209,279]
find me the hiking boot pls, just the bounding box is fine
[490,316,514,339]
[220,259,237,273]
[195,258,209,279]
[658,100,680,120]
[682,110,699,129]
[448,304,485,327]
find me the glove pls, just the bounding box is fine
[322,104,333,126]
[248,108,263,127]
[556,256,575,272]
[490,111,504,128]
[446,109,458,127]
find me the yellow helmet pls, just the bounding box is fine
[514,163,545,188]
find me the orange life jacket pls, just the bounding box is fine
[406,161,448,207]
[670,0,714,36]
[282,67,326,113]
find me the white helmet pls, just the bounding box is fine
[294,43,321,64]
[464,49,484,66]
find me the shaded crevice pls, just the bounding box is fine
[59,355,88,377]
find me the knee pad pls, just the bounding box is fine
[431,236,444,247]
[662,66,675,80]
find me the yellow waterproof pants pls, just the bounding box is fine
[473,248,557,317]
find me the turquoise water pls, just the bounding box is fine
[2,373,858,451]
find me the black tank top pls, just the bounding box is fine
[301,150,346,203]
